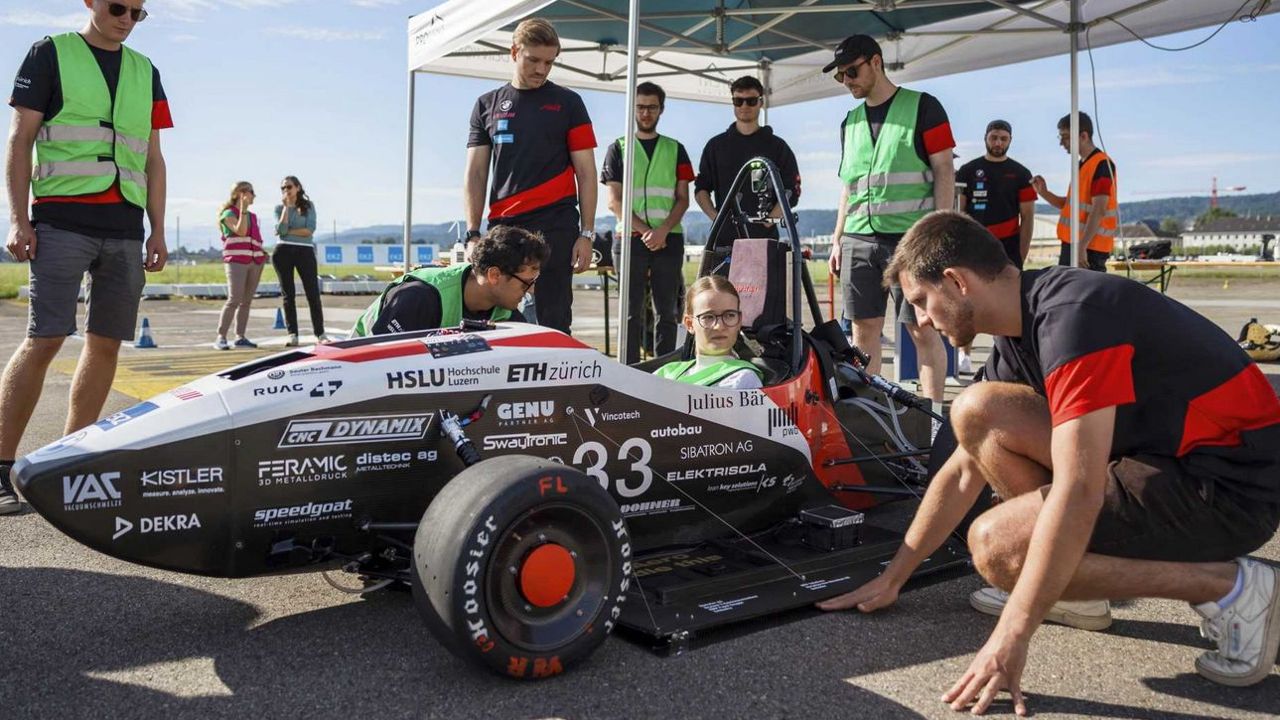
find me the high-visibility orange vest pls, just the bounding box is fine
[1057,150,1117,254]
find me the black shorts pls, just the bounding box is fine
[1058,243,1110,272]
[840,234,916,323]
[1089,454,1280,562]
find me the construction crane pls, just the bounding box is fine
[1130,177,1247,209]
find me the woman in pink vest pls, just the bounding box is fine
[215,181,268,350]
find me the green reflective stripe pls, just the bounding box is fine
[849,197,937,216]
[617,135,683,235]
[350,263,510,337]
[839,88,935,235]
[35,160,116,179]
[32,32,152,208]
[654,358,762,386]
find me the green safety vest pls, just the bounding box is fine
[654,358,762,386]
[31,33,152,208]
[839,88,935,235]
[616,135,683,235]
[350,263,511,337]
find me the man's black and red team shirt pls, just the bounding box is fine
[468,81,595,228]
[695,123,801,228]
[957,156,1035,264]
[600,136,695,236]
[9,36,174,241]
[371,270,526,335]
[1079,148,1115,198]
[986,266,1280,501]
[839,89,955,243]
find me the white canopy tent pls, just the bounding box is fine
[405,0,1276,358]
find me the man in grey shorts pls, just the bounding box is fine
[823,34,955,402]
[2,0,171,513]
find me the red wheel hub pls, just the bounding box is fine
[519,543,576,608]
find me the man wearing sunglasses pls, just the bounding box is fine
[2,0,170,514]
[693,76,801,248]
[825,34,954,404]
[350,226,549,337]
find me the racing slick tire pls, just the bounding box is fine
[411,455,631,680]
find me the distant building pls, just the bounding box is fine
[1180,215,1280,250]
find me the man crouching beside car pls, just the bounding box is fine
[818,210,1280,715]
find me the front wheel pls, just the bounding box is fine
[411,455,631,679]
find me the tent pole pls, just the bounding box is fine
[761,62,771,126]
[617,0,640,362]
[1069,0,1081,268]
[403,70,416,273]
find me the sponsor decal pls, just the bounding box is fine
[768,403,800,438]
[170,387,202,401]
[267,370,285,380]
[698,595,759,614]
[783,473,804,494]
[600,410,639,421]
[94,402,158,431]
[257,455,348,486]
[286,363,344,378]
[32,430,88,458]
[666,463,767,482]
[254,383,303,397]
[310,380,343,398]
[354,450,413,473]
[463,514,499,655]
[738,390,766,407]
[687,392,733,412]
[140,467,225,499]
[506,360,603,384]
[482,432,568,451]
[650,423,702,439]
[63,472,122,512]
[278,413,433,448]
[619,498,686,516]
[632,552,723,578]
[499,99,513,112]
[707,470,783,495]
[386,366,500,390]
[112,513,201,539]
[680,439,753,460]
[252,499,354,528]
[496,400,556,426]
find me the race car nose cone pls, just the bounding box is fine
[519,543,577,608]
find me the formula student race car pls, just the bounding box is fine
[15,158,972,680]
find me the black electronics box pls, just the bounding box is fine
[800,504,864,551]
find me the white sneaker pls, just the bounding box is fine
[1193,557,1280,687]
[957,351,973,375]
[213,336,230,351]
[970,587,1112,631]
[317,333,334,344]
[285,334,299,347]
[0,465,22,515]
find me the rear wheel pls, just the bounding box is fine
[411,455,630,679]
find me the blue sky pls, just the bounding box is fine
[2,1,1278,249]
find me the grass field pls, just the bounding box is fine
[2,259,1277,300]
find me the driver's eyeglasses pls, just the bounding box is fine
[635,104,661,114]
[106,2,148,21]
[694,310,741,328]
[731,96,761,107]
[833,60,867,83]
[509,272,538,292]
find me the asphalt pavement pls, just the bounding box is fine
[1,279,1278,719]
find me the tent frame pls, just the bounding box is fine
[402,0,1254,360]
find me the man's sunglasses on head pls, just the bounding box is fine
[732,96,761,107]
[107,2,148,22]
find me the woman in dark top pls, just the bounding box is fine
[273,176,329,345]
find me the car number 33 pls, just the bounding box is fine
[571,438,653,498]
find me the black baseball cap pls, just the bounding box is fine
[986,119,1012,134]
[822,34,882,74]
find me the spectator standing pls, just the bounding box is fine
[2,0,170,513]
[1032,112,1117,271]
[824,34,954,402]
[955,119,1035,372]
[463,17,597,335]
[602,81,694,364]
[214,181,266,350]
[273,175,328,345]
[694,76,801,248]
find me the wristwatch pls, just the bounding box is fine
[578,230,595,240]
[464,230,482,241]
